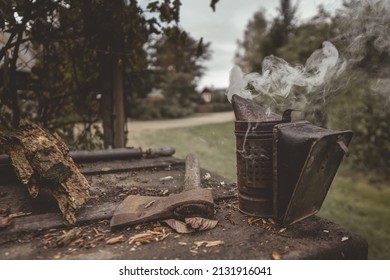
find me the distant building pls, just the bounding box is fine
[146,88,164,102]
[200,87,212,103]
[200,87,227,104]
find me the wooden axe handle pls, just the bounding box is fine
[183,153,201,191]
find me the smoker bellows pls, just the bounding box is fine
[232,94,352,226]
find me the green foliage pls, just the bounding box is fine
[328,74,390,180]
[235,0,298,73]
[0,0,211,148]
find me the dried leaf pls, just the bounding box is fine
[185,217,218,231]
[272,251,282,260]
[106,235,125,245]
[194,240,225,247]
[164,219,194,234]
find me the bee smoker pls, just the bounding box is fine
[232,94,352,225]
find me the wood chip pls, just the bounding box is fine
[56,228,82,246]
[247,217,262,225]
[279,228,287,233]
[203,173,211,180]
[160,176,174,182]
[9,211,32,219]
[272,251,282,260]
[128,229,170,245]
[193,240,225,247]
[106,235,125,245]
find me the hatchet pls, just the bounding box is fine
[110,153,214,229]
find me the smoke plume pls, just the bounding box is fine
[226,41,345,104]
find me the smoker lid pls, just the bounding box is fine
[231,94,281,122]
[273,122,353,226]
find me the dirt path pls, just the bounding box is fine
[127,111,235,133]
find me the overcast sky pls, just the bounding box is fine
[177,0,343,90]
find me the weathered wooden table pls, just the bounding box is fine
[0,155,367,260]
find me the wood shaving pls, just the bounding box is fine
[56,228,82,246]
[128,229,171,245]
[193,240,225,247]
[159,176,174,182]
[106,235,125,245]
[144,200,156,209]
[247,217,263,225]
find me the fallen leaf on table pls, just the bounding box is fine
[106,235,125,245]
[164,219,194,234]
[185,217,218,231]
[193,240,225,247]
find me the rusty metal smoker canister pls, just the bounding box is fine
[235,120,284,217]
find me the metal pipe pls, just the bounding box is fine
[0,148,144,165]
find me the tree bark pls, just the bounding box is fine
[0,122,90,224]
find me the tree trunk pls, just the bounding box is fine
[101,56,126,149]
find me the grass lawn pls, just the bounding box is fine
[129,121,390,260]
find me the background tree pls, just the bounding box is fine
[148,26,211,117]
[235,0,297,73]
[1,0,211,149]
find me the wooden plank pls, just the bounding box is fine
[1,202,118,236]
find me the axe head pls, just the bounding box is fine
[110,188,214,229]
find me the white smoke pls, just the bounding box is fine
[338,0,390,97]
[226,41,345,103]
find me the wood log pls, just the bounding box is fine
[0,121,89,224]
